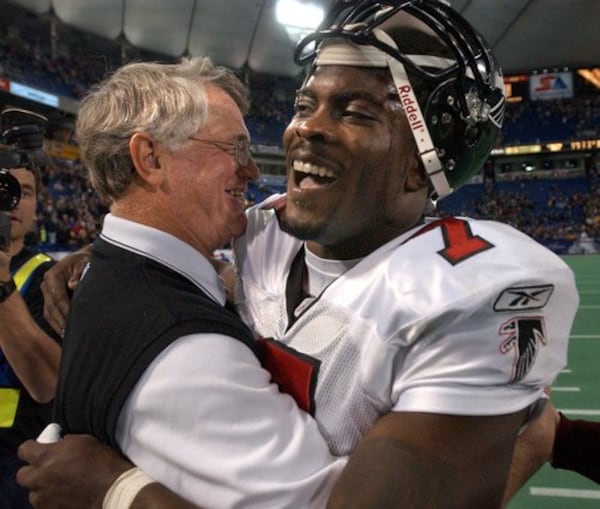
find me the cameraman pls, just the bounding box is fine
[0,111,61,509]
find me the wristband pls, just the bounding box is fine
[551,412,600,483]
[102,467,155,509]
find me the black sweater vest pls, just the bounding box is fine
[54,238,256,450]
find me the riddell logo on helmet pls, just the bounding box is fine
[398,85,425,132]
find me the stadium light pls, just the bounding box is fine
[276,0,325,41]
[577,68,600,90]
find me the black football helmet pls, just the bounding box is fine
[294,0,505,199]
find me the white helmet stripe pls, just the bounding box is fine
[386,56,451,198]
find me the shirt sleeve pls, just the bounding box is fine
[390,269,576,418]
[116,333,346,509]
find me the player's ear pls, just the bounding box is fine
[404,155,429,192]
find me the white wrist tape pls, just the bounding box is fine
[102,467,155,509]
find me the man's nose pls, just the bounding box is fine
[293,108,335,143]
[239,157,260,181]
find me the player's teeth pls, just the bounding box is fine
[293,160,335,178]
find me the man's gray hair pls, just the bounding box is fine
[76,57,249,203]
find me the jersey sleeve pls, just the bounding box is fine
[388,260,578,418]
[116,333,345,509]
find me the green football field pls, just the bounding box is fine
[508,254,600,508]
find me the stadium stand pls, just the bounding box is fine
[0,2,598,256]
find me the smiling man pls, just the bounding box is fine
[34,57,351,509]
[233,1,579,505]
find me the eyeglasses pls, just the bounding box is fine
[187,137,252,168]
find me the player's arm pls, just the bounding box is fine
[41,246,237,332]
[16,404,557,509]
[41,244,91,336]
[502,398,600,505]
[501,391,558,506]
[20,335,343,508]
[17,435,199,509]
[326,409,529,509]
[131,485,200,509]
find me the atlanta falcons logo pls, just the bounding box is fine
[499,316,547,382]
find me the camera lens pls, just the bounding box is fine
[0,169,21,211]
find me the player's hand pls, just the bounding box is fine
[41,245,92,336]
[210,257,236,301]
[519,388,560,464]
[17,434,133,509]
[499,389,560,507]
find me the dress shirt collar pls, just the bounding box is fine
[99,214,227,305]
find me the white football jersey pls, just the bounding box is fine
[233,197,579,456]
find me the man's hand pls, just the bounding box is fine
[501,392,560,507]
[18,433,202,509]
[17,435,133,509]
[41,246,92,335]
[520,397,560,464]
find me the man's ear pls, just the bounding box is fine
[129,132,163,186]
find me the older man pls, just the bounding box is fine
[25,57,347,508]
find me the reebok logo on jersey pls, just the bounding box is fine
[493,285,554,311]
[499,317,547,383]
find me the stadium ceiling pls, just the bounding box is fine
[8,0,600,78]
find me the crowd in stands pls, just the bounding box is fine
[0,8,599,255]
[34,159,107,252]
[24,152,599,256]
[0,13,108,100]
[246,73,297,146]
[500,93,600,146]
[2,6,599,147]
[436,160,600,254]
